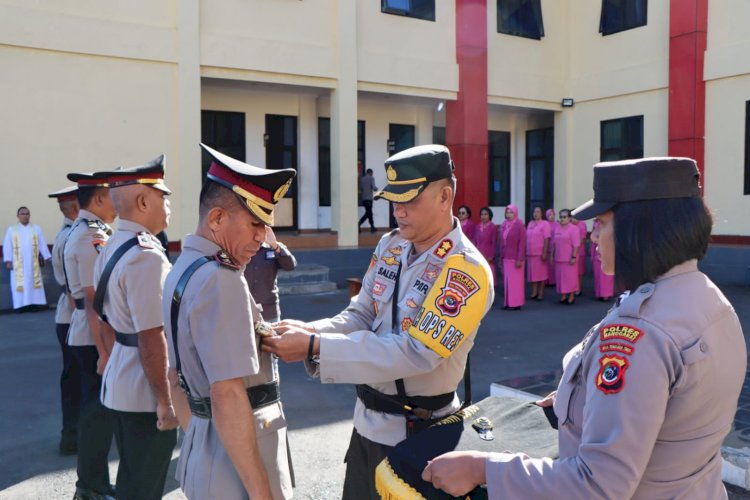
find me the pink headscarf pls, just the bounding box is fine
[502,204,519,240]
[545,208,555,221]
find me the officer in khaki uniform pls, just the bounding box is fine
[423,158,747,499]
[162,144,296,499]
[63,172,118,500]
[266,145,494,499]
[48,185,81,455]
[92,157,178,499]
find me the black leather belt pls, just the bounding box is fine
[189,381,280,419]
[74,298,85,310]
[356,384,455,416]
[115,332,138,347]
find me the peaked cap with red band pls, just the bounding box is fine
[67,171,110,188]
[48,185,79,202]
[96,154,171,194]
[200,143,296,225]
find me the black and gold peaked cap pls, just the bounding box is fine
[96,154,171,195]
[201,143,296,225]
[572,157,701,220]
[374,144,455,203]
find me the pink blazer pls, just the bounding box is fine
[500,219,526,261]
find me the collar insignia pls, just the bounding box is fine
[215,250,240,270]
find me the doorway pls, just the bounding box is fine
[265,114,298,230]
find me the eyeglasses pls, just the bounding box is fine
[458,211,467,215]
[559,215,569,219]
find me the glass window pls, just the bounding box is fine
[497,0,544,40]
[489,131,511,206]
[381,0,435,22]
[433,126,446,146]
[600,115,643,161]
[745,101,750,195]
[318,118,366,207]
[201,110,245,178]
[600,0,647,36]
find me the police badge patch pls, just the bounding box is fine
[596,354,629,394]
[435,269,480,318]
[91,239,106,253]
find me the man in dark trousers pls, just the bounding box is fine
[358,167,378,233]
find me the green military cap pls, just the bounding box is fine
[374,144,455,203]
[573,157,701,220]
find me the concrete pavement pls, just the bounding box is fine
[0,281,748,499]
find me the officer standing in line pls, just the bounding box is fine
[422,158,747,498]
[163,144,296,499]
[63,172,118,500]
[265,144,495,498]
[48,185,81,455]
[92,156,179,500]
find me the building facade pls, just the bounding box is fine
[1,0,748,259]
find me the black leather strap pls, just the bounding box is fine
[170,256,213,397]
[189,381,281,419]
[93,237,139,322]
[356,385,455,415]
[115,331,138,347]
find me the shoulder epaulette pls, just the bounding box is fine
[214,250,240,271]
[617,283,655,318]
[136,231,155,249]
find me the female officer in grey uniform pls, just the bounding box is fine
[423,157,747,499]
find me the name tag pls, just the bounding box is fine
[265,250,276,260]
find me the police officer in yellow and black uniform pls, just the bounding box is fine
[265,144,495,499]
[63,172,118,500]
[422,157,747,499]
[163,144,296,499]
[92,156,178,500]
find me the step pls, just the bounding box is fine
[278,264,338,295]
[278,265,331,284]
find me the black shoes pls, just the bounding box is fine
[72,487,114,500]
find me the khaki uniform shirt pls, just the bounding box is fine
[310,220,494,447]
[64,209,111,347]
[52,218,75,325]
[93,220,171,412]
[485,260,746,499]
[163,234,292,500]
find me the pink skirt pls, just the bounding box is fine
[555,262,579,294]
[503,259,525,308]
[578,249,586,277]
[527,255,548,282]
[546,257,556,285]
[593,262,615,298]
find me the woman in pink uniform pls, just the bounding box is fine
[553,208,580,305]
[474,207,498,284]
[500,204,526,310]
[526,207,551,301]
[545,208,557,286]
[591,218,615,301]
[457,205,476,242]
[573,216,588,286]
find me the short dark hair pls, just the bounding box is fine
[366,168,373,174]
[17,206,29,215]
[458,205,472,218]
[77,186,106,209]
[613,197,712,291]
[480,207,493,219]
[199,179,243,218]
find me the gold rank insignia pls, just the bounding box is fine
[386,165,397,181]
[381,255,399,266]
[433,238,454,258]
[388,246,402,256]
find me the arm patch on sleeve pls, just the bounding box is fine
[407,254,490,358]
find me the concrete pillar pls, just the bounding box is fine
[554,109,574,210]
[298,94,319,230]
[176,0,202,239]
[416,105,434,145]
[330,0,358,246]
